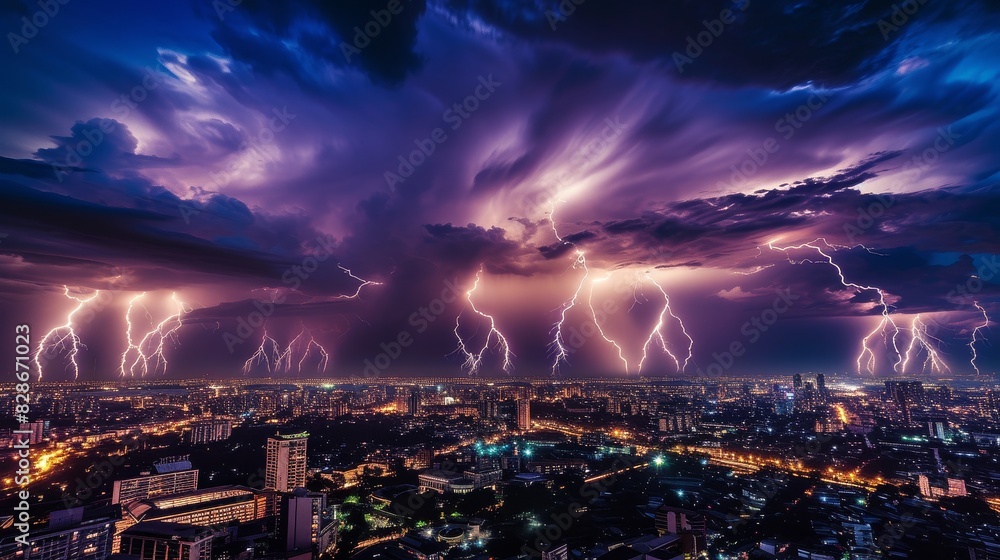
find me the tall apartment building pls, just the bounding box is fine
[266,433,309,492]
[517,399,531,431]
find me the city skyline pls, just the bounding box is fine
[2,1,1000,379]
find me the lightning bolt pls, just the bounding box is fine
[275,325,330,373]
[119,293,149,377]
[900,314,950,374]
[334,265,383,299]
[244,328,282,373]
[767,238,900,374]
[132,293,190,377]
[970,301,990,375]
[588,274,629,372]
[453,266,514,375]
[548,199,591,376]
[637,272,694,374]
[35,286,101,380]
[548,199,693,376]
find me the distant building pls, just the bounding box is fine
[416,468,501,494]
[517,399,531,431]
[119,521,214,560]
[655,506,707,555]
[188,419,232,445]
[659,411,698,434]
[18,421,47,445]
[112,457,198,505]
[266,433,308,492]
[541,543,568,560]
[918,475,967,499]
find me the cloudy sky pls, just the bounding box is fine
[2,0,999,380]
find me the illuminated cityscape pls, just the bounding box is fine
[3,0,1000,559]
[3,375,1000,558]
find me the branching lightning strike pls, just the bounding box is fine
[453,266,514,375]
[548,199,693,375]
[637,272,695,374]
[900,314,950,374]
[35,286,101,380]
[767,238,900,374]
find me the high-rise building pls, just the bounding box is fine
[406,387,421,416]
[793,373,803,389]
[816,373,827,399]
[266,433,309,492]
[517,399,531,431]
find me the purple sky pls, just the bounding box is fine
[2,0,999,380]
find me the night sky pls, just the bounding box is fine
[2,0,999,380]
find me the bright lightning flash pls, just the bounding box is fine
[637,272,694,374]
[453,266,514,375]
[767,238,900,375]
[131,293,190,377]
[35,286,101,380]
[275,325,331,373]
[119,293,148,377]
[900,314,950,374]
[244,328,282,373]
[971,301,990,374]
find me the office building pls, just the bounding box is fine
[266,433,309,492]
[112,457,199,505]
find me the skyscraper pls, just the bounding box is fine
[266,433,309,492]
[517,399,530,431]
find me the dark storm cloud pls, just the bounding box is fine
[206,0,428,87]
[446,0,999,89]
[1,0,999,377]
